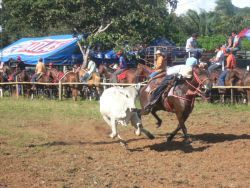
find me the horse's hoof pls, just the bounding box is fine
[134,129,141,136]
[155,120,162,128]
[184,137,192,144]
[167,136,173,143]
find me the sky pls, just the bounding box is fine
[175,0,250,15]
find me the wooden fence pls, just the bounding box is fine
[0,81,250,104]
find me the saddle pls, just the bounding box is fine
[117,70,129,81]
[36,73,44,81]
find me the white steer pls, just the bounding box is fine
[100,86,154,145]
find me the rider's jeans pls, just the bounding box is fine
[218,69,228,86]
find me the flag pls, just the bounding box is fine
[238,28,250,40]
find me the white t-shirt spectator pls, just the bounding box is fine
[185,37,198,52]
[215,50,224,65]
[87,60,97,76]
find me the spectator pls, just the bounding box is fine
[185,33,203,59]
[218,49,237,86]
[208,45,225,74]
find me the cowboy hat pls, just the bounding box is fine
[155,50,162,55]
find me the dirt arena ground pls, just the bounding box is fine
[0,100,250,188]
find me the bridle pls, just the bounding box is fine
[185,71,210,99]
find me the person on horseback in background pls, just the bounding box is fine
[80,56,97,83]
[31,58,46,82]
[149,50,166,78]
[110,51,128,83]
[208,45,225,74]
[0,61,8,81]
[185,33,203,60]
[47,62,54,70]
[144,65,193,113]
[218,49,237,86]
[11,56,26,81]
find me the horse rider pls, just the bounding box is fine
[47,62,54,70]
[31,58,46,82]
[11,56,26,81]
[165,52,198,76]
[185,33,203,59]
[218,48,237,86]
[207,45,225,74]
[110,51,128,83]
[144,65,193,113]
[80,56,97,83]
[149,50,166,79]
[0,61,8,81]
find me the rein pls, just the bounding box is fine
[171,71,209,103]
[185,71,209,98]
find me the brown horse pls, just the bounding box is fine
[60,71,79,101]
[116,63,153,83]
[78,69,101,100]
[139,67,212,143]
[243,70,250,105]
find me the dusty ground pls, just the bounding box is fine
[0,102,250,188]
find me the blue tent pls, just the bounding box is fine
[0,35,83,65]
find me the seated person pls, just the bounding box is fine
[218,49,236,86]
[227,31,241,53]
[110,51,128,83]
[149,50,166,78]
[80,57,97,83]
[144,66,193,112]
[31,58,46,82]
[208,45,224,74]
[185,52,198,67]
[185,33,203,59]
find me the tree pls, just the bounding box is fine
[1,0,178,65]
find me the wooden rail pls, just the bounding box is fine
[0,82,249,103]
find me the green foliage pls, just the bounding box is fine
[1,0,176,50]
[197,35,227,51]
[241,38,250,50]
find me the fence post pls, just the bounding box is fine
[15,77,19,98]
[0,87,2,98]
[59,81,62,101]
[231,88,234,104]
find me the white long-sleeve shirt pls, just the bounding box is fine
[87,60,97,76]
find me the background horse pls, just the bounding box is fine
[139,67,211,143]
[29,73,53,99]
[79,69,101,100]
[243,70,250,105]
[116,63,153,83]
[60,71,79,101]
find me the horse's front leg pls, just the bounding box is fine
[167,124,181,143]
[151,110,162,128]
[180,122,192,144]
